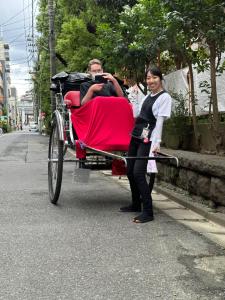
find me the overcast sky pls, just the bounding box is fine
[0,0,39,98]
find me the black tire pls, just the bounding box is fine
[48,118,64,204]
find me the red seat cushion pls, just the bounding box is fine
[64,91,81,107]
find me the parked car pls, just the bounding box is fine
[29,122,39,132]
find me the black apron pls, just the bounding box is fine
[131,90,165,141]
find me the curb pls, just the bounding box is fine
[153,184,225,228]
[102,171,225,228]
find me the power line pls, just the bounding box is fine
[0,1,37,27]
[10,56,36,66]
[10,42,27,46]
[1,26,30,33]
[10,61,29,66]
[0,18,31,27]
[11,79,32,81]
[10,51,35,63]
[8,32,27,44]
[4,29,33,42]
[24,0,31,69]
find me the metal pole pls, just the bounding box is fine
[48,0,56,112]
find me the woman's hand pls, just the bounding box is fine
[151,143,160,154]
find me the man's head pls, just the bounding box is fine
[88,59,103,78]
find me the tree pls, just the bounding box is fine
[164,0,225,153]
[162,10,201,150]
[97,0,168,92]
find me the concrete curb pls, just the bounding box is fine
[102,171,225,228]
[154,184,225,228]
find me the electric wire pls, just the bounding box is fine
[1,26,30,33]
[1,0,39,97]
[0,2,32,27]
[0,18,31,27]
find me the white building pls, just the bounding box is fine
[17,91,34,127]
[17,91,34,125]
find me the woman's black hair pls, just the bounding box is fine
[145,66,163,80]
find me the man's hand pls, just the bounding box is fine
[102,73,114,82]
[102,73,124,97]
[90,83,104,92]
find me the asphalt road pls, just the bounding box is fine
[0,131,225,300]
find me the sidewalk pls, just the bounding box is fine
[153,182,225,227]
[102,171,225,248]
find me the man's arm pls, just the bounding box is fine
[103,73,124,97]
[81,83,104,106]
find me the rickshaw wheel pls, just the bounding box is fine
[48,118,64,204]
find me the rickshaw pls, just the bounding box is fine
[48,71,178,204]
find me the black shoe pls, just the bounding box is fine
[120,205,141,212]
[133,213,154,223]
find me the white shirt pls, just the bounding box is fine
[139,91,172,118]
[138,91,172,143]
[144,91,172,174]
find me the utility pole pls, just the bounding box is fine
[48,0,56,112]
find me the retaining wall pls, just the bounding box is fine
[156,148,225,207]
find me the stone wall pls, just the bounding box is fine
[162,122,225,153]
[156,148,225,207]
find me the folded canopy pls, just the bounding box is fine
[71,96,134,151]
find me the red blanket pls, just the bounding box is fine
[71,96,134,151]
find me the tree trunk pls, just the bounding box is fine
[208,42,222,153]
[187,61,201,151]
[173,50,183,70]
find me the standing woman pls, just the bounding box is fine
[120,66,172,223]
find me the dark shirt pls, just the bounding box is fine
[80,81,117,100]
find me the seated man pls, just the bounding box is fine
[80,58,124,105]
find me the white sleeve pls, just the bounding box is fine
[151,116,165,144]
[157,93,172,118]
[127,89,139,118]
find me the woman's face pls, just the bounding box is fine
[146,72,162,93]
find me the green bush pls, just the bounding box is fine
[43,113,52,135]
[165,115,191,133]
[170,91,189,117]
[2,123,11,133]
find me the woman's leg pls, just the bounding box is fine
[120,138,141,212]
[132,142,154,222]
[149,173,156,194]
